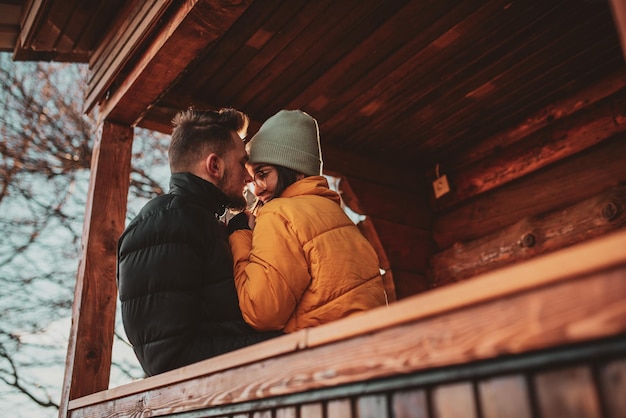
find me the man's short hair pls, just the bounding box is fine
[169,107,249,173]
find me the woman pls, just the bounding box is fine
[228,110,387,333]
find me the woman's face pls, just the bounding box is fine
[248,164,278,204]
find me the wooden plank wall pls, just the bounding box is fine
[340,175,433,300]
[429,78,626,287]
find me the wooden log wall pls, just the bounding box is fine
[429,81,626,286]
[431,185,626,286]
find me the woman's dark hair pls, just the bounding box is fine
[273,165,302,199]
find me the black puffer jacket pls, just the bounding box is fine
[117,172,280,376]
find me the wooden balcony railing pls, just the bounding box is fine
[67,229,626,418]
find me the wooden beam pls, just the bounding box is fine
[17,0,49,50]
[431,185,626,286]
[13,0,101,62]
[96,0,252,127]
[84,0,174,113]
[433,136,626,250]
[24,0,75,51]
[441,71,626,173]
[58,121,133,417]
[432,89,626,211]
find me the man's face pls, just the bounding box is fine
[218,133,252,210]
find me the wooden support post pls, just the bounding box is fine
[58,121,133,417]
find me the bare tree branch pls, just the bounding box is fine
[0,53,169,415]
[0,338,59,409]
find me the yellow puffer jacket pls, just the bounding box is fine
[229,176,387,333]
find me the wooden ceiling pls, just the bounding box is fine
[0,0,124,61]
[4,0,626,178]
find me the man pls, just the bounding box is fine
[117,107,281,376]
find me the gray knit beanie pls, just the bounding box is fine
[248,110,323,176]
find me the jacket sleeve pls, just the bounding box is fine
[229,211,311,331]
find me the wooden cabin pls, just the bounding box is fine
[3,0,626,417]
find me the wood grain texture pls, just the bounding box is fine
[99,0,251,125]
[69,229,626,414]
[321,145,421,193]
[431,88,626,210]
[68,262,626,417]
[431,185,626,285]
[69,330,307,409]
[289,0,463,122]
[212,1,332,104]
[85,1,172,106]
[320,0,534,150]
[249,0,410,117]
[534,367,602,418]
[437,70,626,173]
[478,375,532,418]
[433,136,626,249]
[340,174,431,299]
[59,121,133,417]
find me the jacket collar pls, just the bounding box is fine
[169,172,230,216]
[281,176,341,205]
